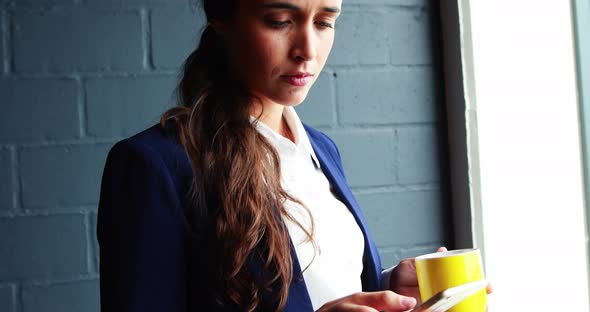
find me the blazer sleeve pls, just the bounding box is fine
[97,140,188,312]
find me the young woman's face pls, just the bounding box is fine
[223,0,342,108]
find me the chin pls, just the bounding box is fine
[282,99,306,107]
[276,92,310,107]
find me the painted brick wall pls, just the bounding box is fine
[0,0,450,310]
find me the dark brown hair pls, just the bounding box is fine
[161,1,315,311]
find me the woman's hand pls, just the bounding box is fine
[316,291,417,312]
[389,247,494,304]
[389,254,422,303]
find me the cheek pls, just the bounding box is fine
[239,32,282,76]
[317,35,335,65]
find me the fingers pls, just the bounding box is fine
[349,291,417,311]
[391,259,417,286]
[319,291,417,312]
[324,303,379,312]
[437,246,448,253]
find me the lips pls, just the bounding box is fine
[281,73,313,87]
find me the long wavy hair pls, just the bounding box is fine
[161,1,315,311]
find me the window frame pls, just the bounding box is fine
[440,0,590,310]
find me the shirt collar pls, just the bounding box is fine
[250,106,321,169]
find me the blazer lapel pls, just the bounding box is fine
[249,239,314,312]
[307,131,383,291]
[282,247,314,312]
[261,128,385,312]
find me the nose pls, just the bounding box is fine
[290,24,317,62]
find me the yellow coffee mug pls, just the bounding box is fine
[415,248,486,312]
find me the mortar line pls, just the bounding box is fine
[84,212,97,274]
[6,71,179,79]
[329,70,339,128]
[394,127,400,182]
[350,183,441,194]
[140,8,154,71]
[9,145,22,214]
[7,139,119,149]
[2,8,11,74]
[325,64,433,72]
[76,76,87,138]
[332,71,342,127]
[15,284,22,312]
[0,209,96,219]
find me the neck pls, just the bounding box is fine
[250,102,294,143]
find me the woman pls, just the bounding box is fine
[97,0,456,311]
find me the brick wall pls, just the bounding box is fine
[0,0,450,310]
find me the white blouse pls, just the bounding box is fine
[252,107,365,310]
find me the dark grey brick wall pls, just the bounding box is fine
[0,78,79,142]
[85,75,177,137]
[20,144,111,208]
[0,148,12,213]
[0,215,87,280]
[0,0,450,310]
[14,10,144,73]
[22,280,99,312]
[0,285,15,312]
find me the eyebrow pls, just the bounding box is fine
[262,2,341,14]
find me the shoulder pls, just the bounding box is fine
[105,124,192,183]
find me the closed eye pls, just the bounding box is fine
[316,21,334,29]
[266,20,291,28]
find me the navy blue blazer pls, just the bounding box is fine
[97,124,383,311]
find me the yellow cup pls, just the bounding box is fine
[415,248,486,312]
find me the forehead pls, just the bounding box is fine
[239,0,343,13]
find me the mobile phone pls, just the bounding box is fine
[408,280,487,312]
